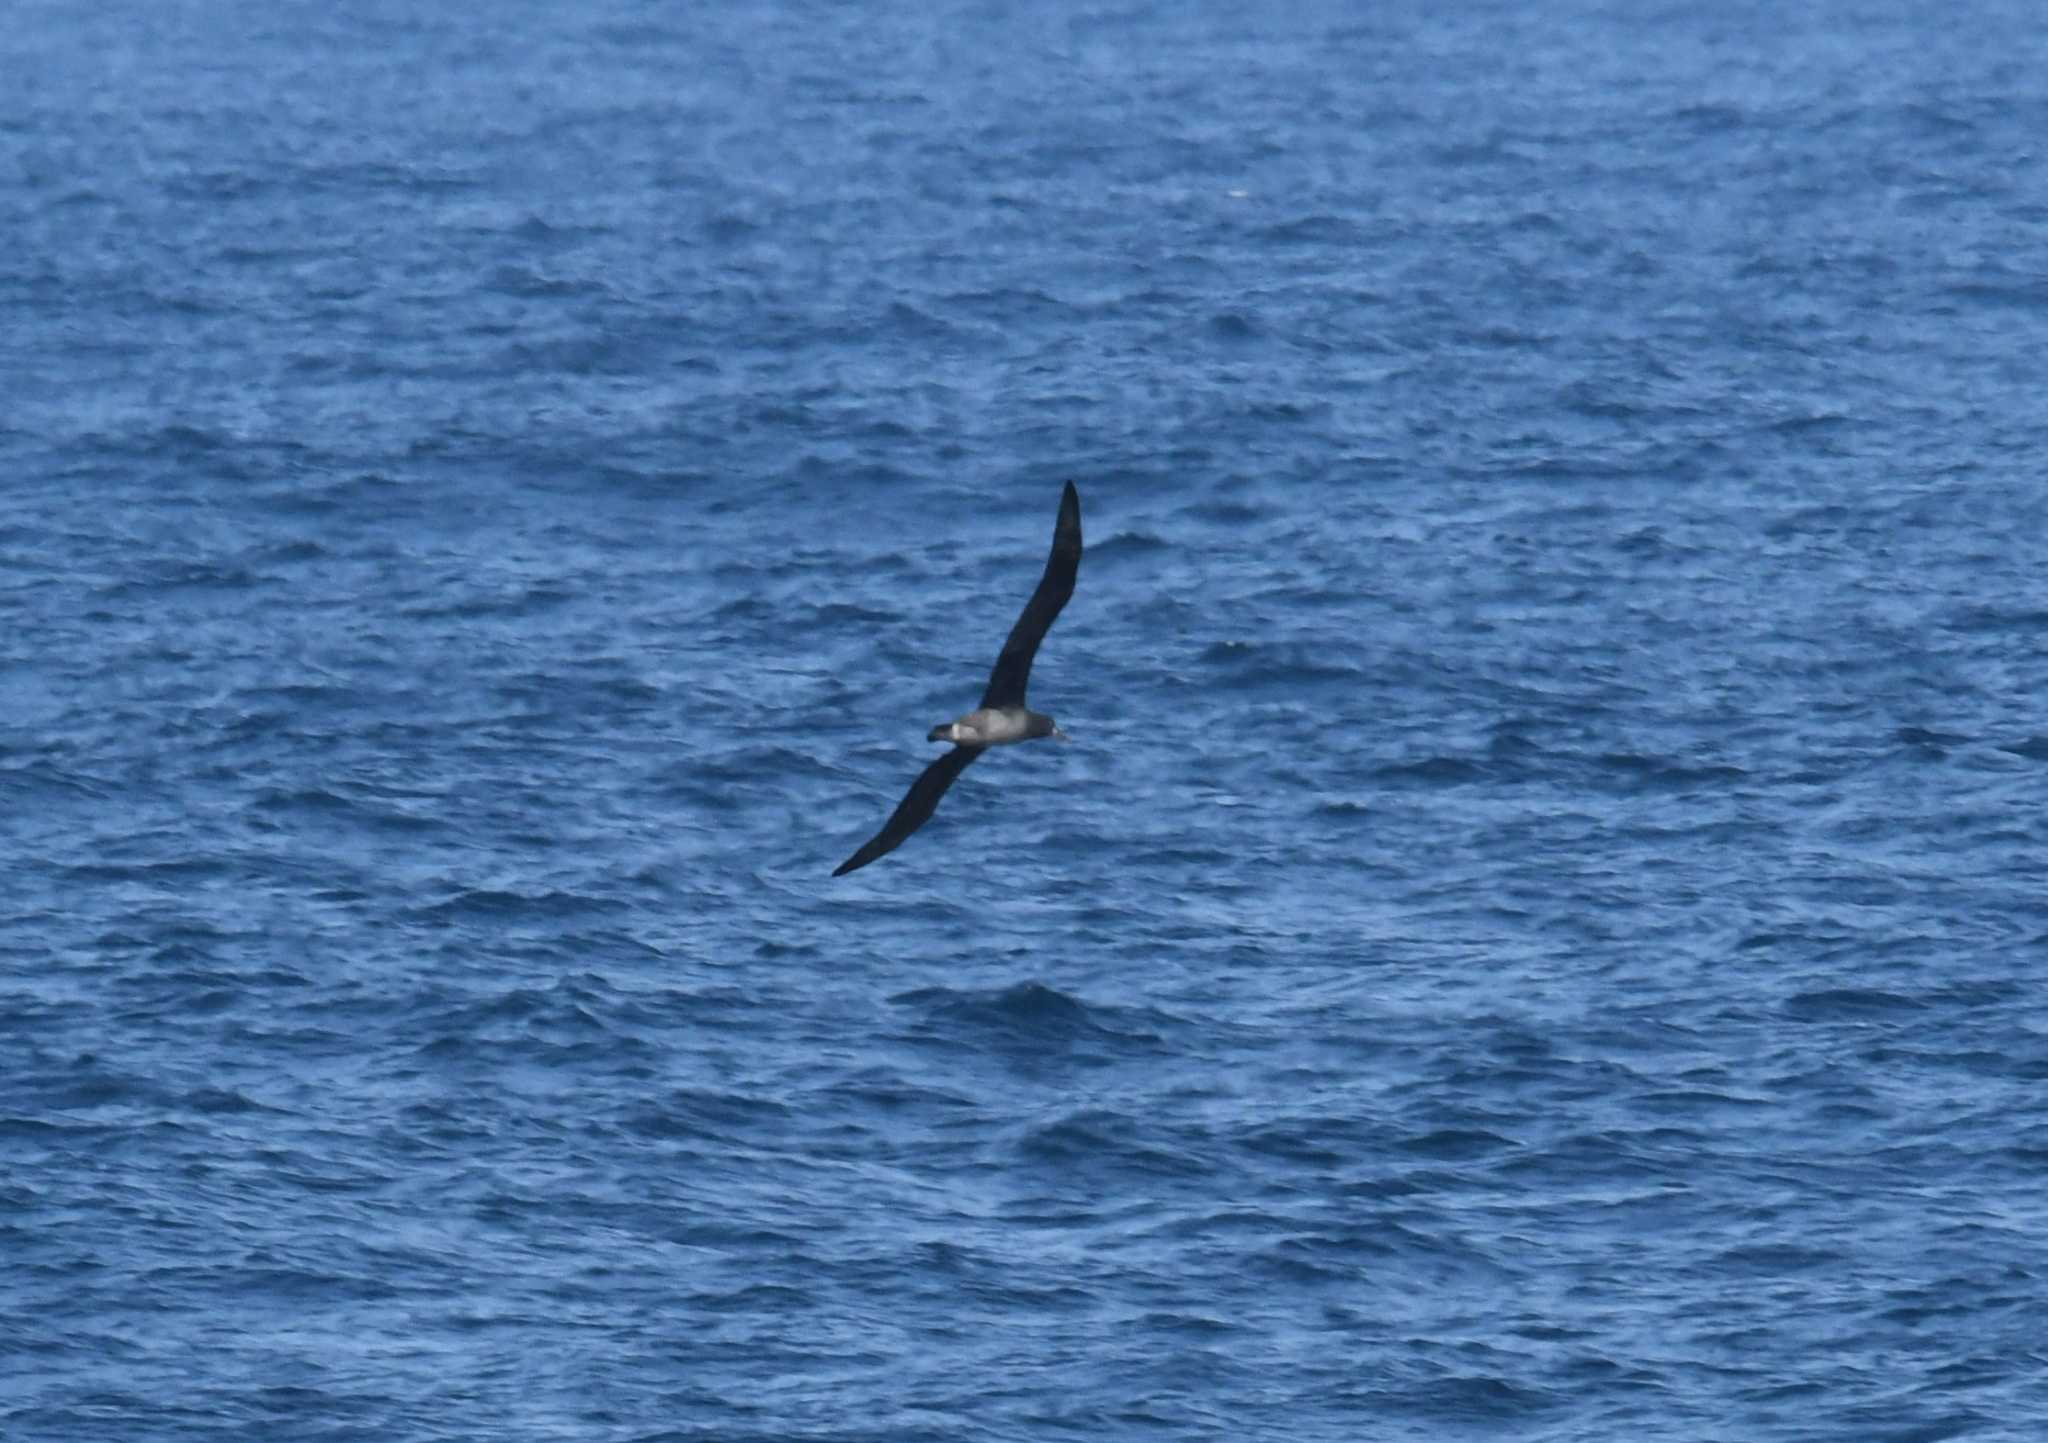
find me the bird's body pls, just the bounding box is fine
[927,707,1061,747]
[833,482,1082,877]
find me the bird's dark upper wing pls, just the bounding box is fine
[979,480,1082,710]
[832,746,983,876]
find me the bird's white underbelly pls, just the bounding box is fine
[949,708,1033,744]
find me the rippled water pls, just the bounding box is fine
[7,2,2048,1439]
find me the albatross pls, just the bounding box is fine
[833,481,1083,876]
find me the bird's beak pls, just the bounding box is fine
[1053,726,1071,742]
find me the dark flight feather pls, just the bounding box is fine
[832,746,982,876]
[980,480,1081,710]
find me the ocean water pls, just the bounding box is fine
[5,2,2048,1439]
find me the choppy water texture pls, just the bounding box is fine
[7,2,2048,1439]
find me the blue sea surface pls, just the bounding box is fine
[6,2,2048,1439]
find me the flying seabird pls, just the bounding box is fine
[832,481,1083,876]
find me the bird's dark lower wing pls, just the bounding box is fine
[833,746,983,876]
[980,481,1082,710]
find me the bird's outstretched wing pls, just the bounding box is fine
[832,746,984,876]
[979,481,1082,710]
